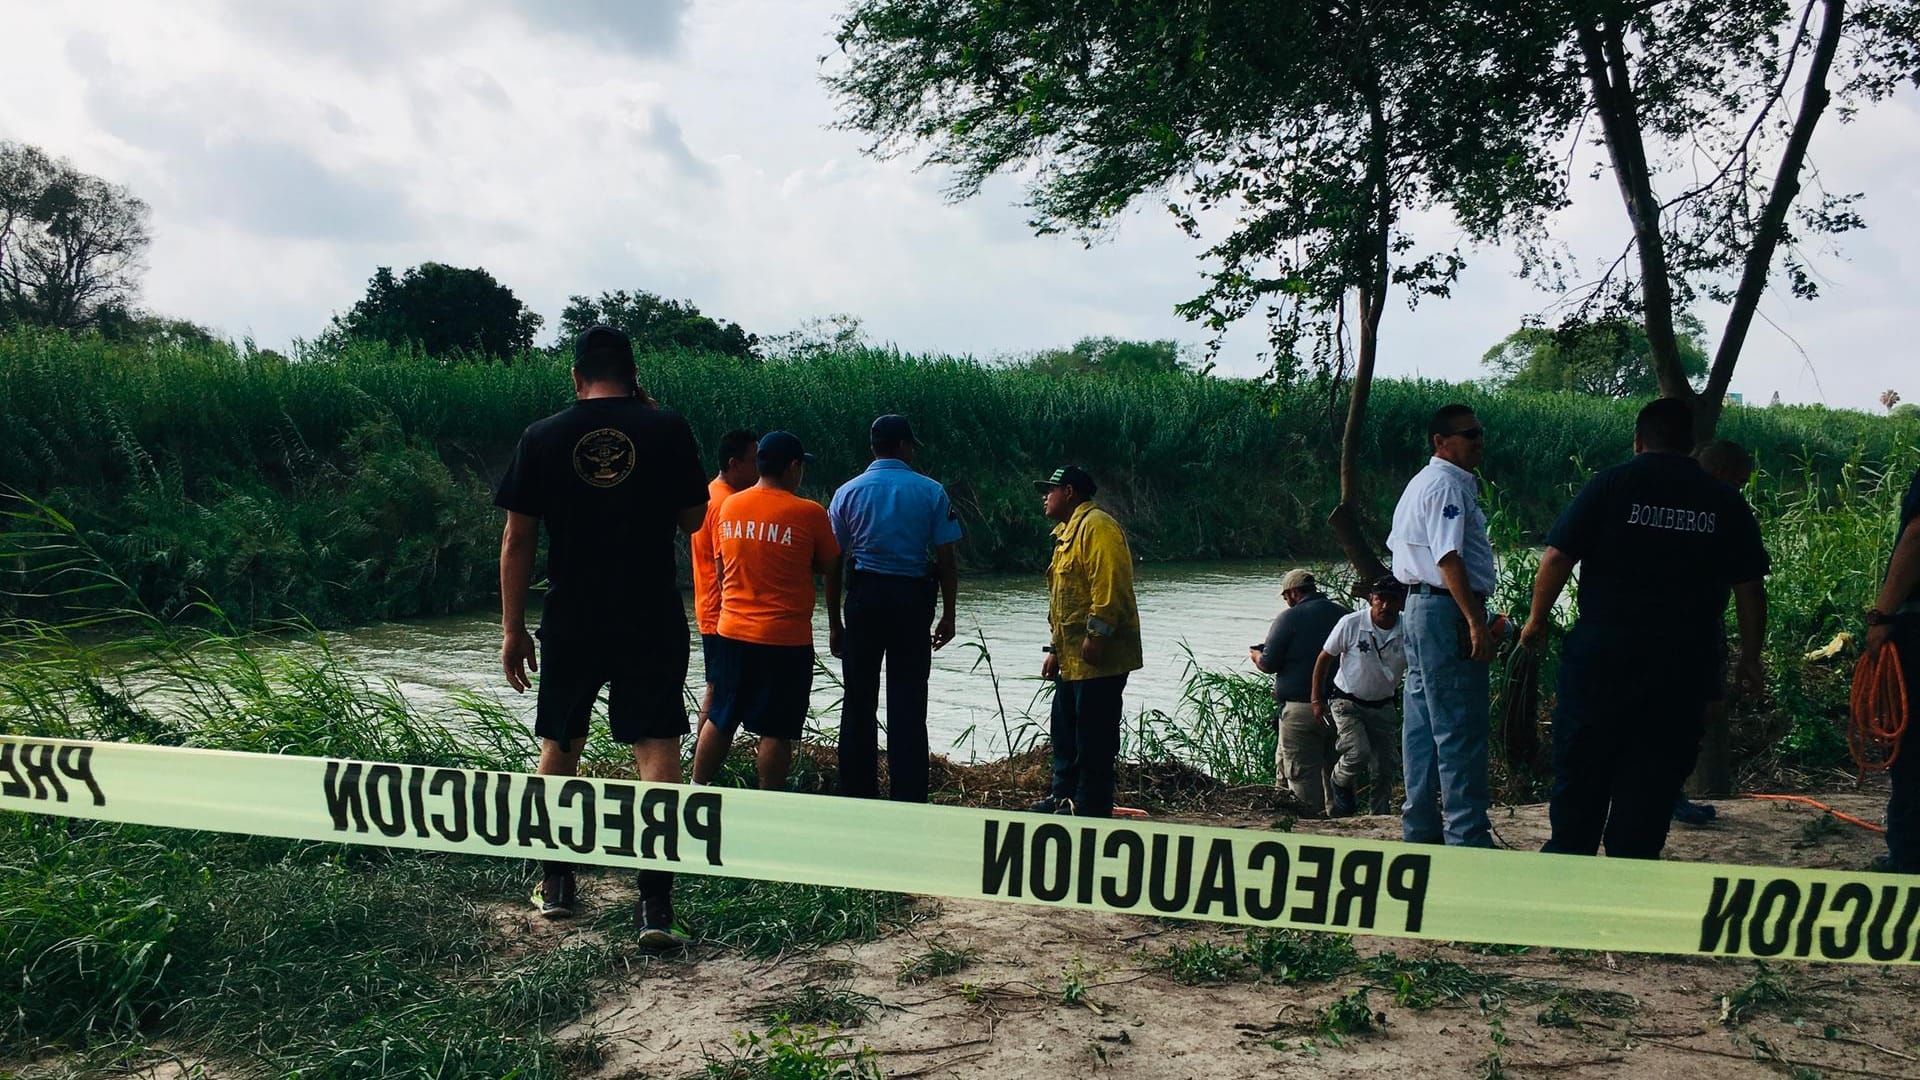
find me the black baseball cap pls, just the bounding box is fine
[1032,465,1096,496]
[757,430,814,469]
[870,413,918,447]
[572,323,634,366]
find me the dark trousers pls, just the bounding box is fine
[1886,618,1920,871]
[1543,627,1707,859]
[838,571,936,802]
[1048,673,1129,818]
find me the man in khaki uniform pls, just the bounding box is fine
[1032,466,1142,818]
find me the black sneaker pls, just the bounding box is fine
[532,872,576,919]
[634,895,686,949]
[1672,797,1717,827]
[1330,783,1358,818]
[1027,794,1063,814]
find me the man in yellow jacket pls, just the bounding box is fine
[1032,466,1143,817]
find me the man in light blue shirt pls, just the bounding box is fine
[825,414,963,803]
[1387,402,1499,848]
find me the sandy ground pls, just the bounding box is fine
[531,786,1920,1080]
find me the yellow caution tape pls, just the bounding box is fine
[2,735,1914,965]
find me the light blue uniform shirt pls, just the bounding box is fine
[828,458,964,577]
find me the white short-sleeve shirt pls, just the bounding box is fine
[1387,457,1497,593]
[1321,609,1406,701]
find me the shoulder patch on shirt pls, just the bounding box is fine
[1442,504,1461,520]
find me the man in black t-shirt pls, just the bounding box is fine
[1518,398,1770,859]
[495,324,707,941]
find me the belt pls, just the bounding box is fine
[1406,582,1488,600]
[1331,687,1396,709]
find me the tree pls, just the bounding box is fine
[558,290,758,360]
[1483,314,1708,397]
[830,1,1576,580]
[1024,337,1196,378]
[1882,389,1902,413]
[327,263,542,361]
[762,313,868,361]
[93,304,221,349]
[0,141,150,330]
[1529,0,1919,441]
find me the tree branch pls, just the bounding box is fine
[1698,0,1845,440]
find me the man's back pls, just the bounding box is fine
[1548,453,1769,645]
[828,459,962,576]
[1264,593,1346,701]
[494,398,706,637]
[692,476,743,635]
[716,486,838,646]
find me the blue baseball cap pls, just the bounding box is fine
[870,413,919,447]
[757,430,814,469]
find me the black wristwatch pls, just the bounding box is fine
[1866,609,1895,627]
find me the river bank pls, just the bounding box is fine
[7,327,1917,632]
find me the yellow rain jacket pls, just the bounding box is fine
[1047,501,1144,681]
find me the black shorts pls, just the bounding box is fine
[535,631,690,744]
[702,633,727,684]
[709,637,813,740]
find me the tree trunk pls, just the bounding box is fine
[1696,0,1844,443]
[1576,10,1692,403]
[1327,83,1394,590]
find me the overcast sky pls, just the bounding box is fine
[3,1,1916,412]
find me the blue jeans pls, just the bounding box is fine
[1400,592,1492,846]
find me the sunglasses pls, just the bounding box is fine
[1446,426,1485,441]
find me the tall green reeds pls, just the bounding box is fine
[5,325,1917,630]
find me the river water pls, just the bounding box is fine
[315,560,1304,761]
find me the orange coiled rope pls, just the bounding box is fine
[1850,643,1909,773]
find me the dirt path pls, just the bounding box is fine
[545,788,1920,1079]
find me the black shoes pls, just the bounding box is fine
[634,894,686,949]
[1027,794,1077,815]
[1330,783,1359,818]
[1672,797,1718,826]
[532,871,577,919]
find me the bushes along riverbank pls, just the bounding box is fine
[5,327,1915,629]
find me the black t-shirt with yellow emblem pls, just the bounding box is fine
[494,398,708,642]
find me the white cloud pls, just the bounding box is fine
[0,0,1914,412]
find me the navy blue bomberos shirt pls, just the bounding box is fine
[494,398,707,642]
[1546,452,1770,653]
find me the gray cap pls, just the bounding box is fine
[1279,568,1317,596]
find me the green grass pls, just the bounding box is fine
[0,555,910,1075]
[749,984,884,1028]
[896,942,980,984]
[698,1022,885,1080]
[1152,929,1359,986]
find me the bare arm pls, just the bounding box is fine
[676,500,707,535]
[1731,579,1768,695]
[1868,520,1920,656]
[1519,546,1576,653]
[1437,552,1493,662]
[932,542,958,650]
[825,555,845,658]
[1311,650,1337,720]
[499,512,539,692]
